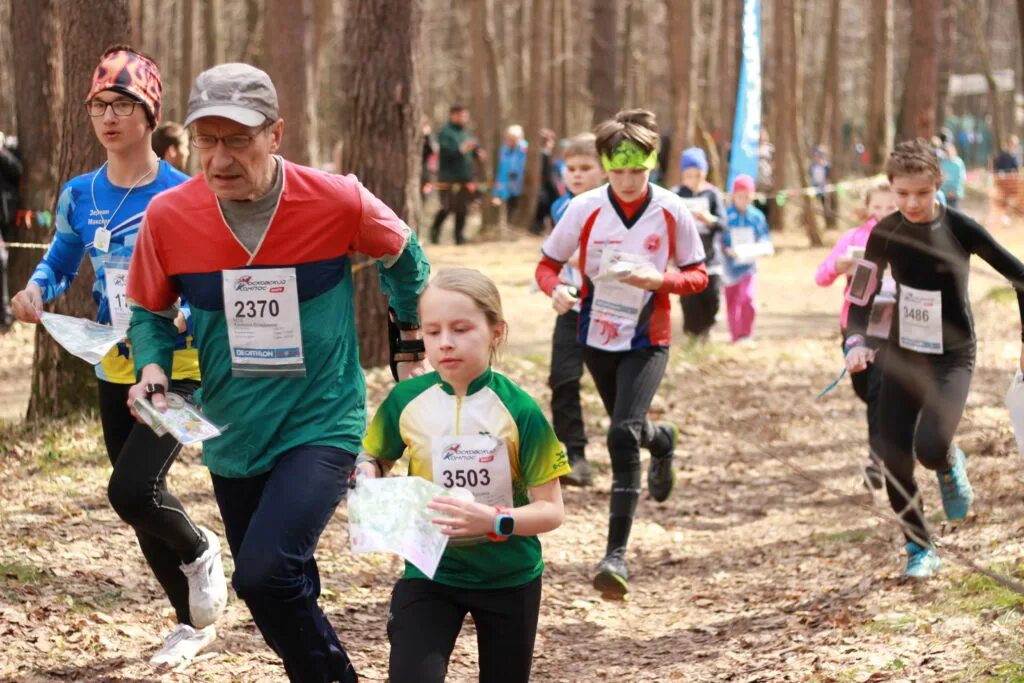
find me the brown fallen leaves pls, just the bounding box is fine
[2,217,1024,681]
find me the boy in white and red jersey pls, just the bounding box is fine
[535,109,707,598]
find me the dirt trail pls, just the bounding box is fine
[2,203,1024,682]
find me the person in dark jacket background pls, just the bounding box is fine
[429,105,483,245]
[0,130,22,329]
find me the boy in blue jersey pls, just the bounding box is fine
[547,133,605,486]
[10,46,226,668]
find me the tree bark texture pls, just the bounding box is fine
[203,0,223,68]
[782,0,822,245]
[963,1,1005,149]
[589,0,619,125]
[26,0,130,421]
[666,0,697,188]
[898,0,939,142]
[516,0,548,229]
[337,0,422,368]
[866,0,893,174]
[9,0,61,293]
[264,0,318,166]
[178,0,194,122]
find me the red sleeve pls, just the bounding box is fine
[658,262,708,296]
[348,177,407,259]
[535,256,564,296]
[126,211,179,311]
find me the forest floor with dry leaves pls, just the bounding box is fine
[2,200,1024,682]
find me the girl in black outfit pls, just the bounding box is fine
[845,138,1024,579]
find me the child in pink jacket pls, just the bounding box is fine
[815,180,897,489]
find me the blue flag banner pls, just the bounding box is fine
[727,0,762,190]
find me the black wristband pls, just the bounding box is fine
[145,383,166,398]
[388,307,421,331]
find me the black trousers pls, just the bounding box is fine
[548,310,587,456]
[387,576,542,683]
[845,338,885,460]
[98,378,206,626]
[876,345,974,546]
[430,185,474,245]
[583,346,669,553]
[680,273,721,337]
[212,445,356,683]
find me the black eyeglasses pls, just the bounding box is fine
[85,99,139,117]
[190,122,273,150]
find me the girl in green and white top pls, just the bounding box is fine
[357,267,569,683]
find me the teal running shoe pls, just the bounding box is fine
[904,542,941,579]
[936,447,973,521]
[647,423,678,503]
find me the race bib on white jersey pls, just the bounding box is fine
[432,434,514,508]
[222,268,306,377]
[587,250,651,351]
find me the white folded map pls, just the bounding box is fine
[348,476,473,579]
[39,312,125,365]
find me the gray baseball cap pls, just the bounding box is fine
[183,63,279,128]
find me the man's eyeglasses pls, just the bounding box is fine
[85,99,140,117]
[190,122,273,150]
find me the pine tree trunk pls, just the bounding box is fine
[202,0,222,68]
[589,0,618,125]
[667,0,697,188]
[865,0,893,174]
[8,0,60,293]
[264,0,318,166]
[516,0,548,229]
[337,0,422,368]
[898,0,939,141]
[26,0,131,421]
[782,0,822,245]
[179,0,194,122]
[964,2,1005,149]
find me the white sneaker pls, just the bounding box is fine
[149,623,216,667]
[180,526,228,628]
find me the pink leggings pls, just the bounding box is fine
[724,273,756,342]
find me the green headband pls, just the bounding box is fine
[601,140,658,171]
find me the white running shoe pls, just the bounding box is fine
[180,526,228,628]
[149,623,216,668]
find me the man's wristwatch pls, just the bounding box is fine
[487,506,514,541]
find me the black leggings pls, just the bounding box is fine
[680,273,721,337]
[388,576,542,683]
[583,346,670,554]
[548,310,587,456]
[97,379,206,626]
[876,345,974,546]
[845,339,884,460]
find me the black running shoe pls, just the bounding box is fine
[561,452,593,487]
[593,547,629,599]
[647,423,678,502]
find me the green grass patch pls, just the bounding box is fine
[941,565,1024,614]
[817,528,873,546]
[0,558,48,585]
[866,612,917,635]
[985,285,1018,306]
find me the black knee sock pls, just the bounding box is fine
[607,470,641,554]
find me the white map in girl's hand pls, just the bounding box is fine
[347,476,472,579]
[39,311,125,365]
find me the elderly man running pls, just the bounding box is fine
[125,63,430,683]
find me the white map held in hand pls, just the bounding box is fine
[347,476,473,579]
